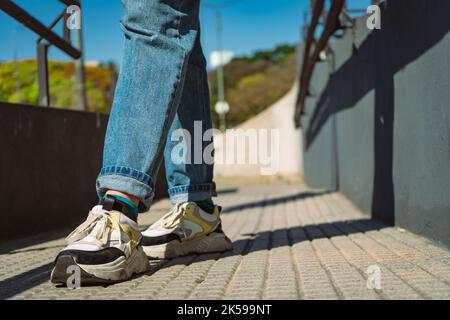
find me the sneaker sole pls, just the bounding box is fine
[50,246,149,285]
[142,232,233,259]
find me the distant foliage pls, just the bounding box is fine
[0,43,297,127]
[233,44,296,64]
[209,44,297,128]
[0,59,117,113]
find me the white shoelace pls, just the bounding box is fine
[65,206,121,246]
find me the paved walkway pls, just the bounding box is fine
[1,185,450,300]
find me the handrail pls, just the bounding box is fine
[294,0,345,128]
[0,1,80,59]
[294,0,381,128]
[0,0,84,107]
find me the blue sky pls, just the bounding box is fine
[0,0,367,68]
[0,0,306,67]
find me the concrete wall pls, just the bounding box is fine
[214,86,303,177]
[0,103,167,242]
[302,0,450,247]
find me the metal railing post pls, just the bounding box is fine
[72,5,87,111]
[37,42,50,107]
[0,0,82,108]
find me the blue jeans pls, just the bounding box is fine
[96,0,215,212]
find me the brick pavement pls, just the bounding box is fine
[1,185,449,300]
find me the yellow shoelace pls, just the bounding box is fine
[163,203,186,229]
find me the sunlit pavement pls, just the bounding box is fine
[1,184,450,300]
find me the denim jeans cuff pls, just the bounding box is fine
[96,166,155,212]
[168,182,217,204]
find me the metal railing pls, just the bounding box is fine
[295,0,382,127]
[0,0,84,108]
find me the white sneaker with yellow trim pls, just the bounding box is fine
[141,202,233,259]
[50,205,149,285]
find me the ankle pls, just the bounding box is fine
[102,191,140,221]
[195,199,215,214]
[106,190,139,206]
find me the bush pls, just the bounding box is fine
[0,59,117,113]
[208,44,297,128]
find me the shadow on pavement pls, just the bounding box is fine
[0,190,387,299]
[0,263,53,300]
[216,188,239,195]
[221,190,330,215]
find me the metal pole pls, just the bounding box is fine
[37,42,50,106]
[72,2,87,111]
[13,26,21,103]
[215,11,226,131]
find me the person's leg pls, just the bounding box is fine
[96,0,202,213]
[51,0,202,285]
[141,30,232,259]
[164,31,216,206]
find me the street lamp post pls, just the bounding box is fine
[204,1,243,131]
[215,11,227,131]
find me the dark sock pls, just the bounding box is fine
[195,198,215,214]
[101,194,139,221]
[214,222,223,233]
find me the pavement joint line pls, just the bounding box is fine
[324,204,421,299]
[329,192,450,265]
[285,197,304,299]
[1,186,450,300]
[291,192,338,299]
[312,194,387,300]
[304,194,379,299]
[351,220,450,288]
[261,198,276,299]
[228,197,266,289]
[239,197,272,299]
[223,196,267,299]
[297,195,343,299]
[159,253,221,299]
[322,193,430,299]
[184,195,244,299]
[175,196,248,299]
[377,227,450,264]
[359,222,450,276]
[213,207,253,298]
[344,231,433,299]
[326,194,450,290]
[136,251,197,300]
[148,194,240,299]
[327,214,435,298]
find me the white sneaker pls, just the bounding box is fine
[50,203,149,285]
[141,202,232,259]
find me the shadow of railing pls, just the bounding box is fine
[221,190,330,215]
[0,189,387,299]
[304,0,450,225]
